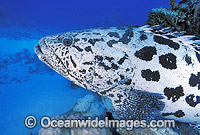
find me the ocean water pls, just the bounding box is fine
[0,0,180,135]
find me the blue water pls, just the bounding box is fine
[0,0,179,134]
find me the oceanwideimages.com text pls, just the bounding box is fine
[24,115,176,130]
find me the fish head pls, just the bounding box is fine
[35,27,134,91]
[35,30,98,89]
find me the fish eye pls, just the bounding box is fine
[63,37,73,46]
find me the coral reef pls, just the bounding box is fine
[72,94,107,118]
[147,0,200,37]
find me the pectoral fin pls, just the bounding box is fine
[99,86,165,122]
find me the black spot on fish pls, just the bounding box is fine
[114,100,121,103]
[83,62,93,65]
[108,94,114,97]
[111,63,119,70]
[74,38,80,42]
[95,55,103,61]
[89,67,93,71]
[79,69,86,74]
[99,62,111,70]
[93,32,101,35]
[140,34,147,40]
[100,91,107,95]
[196,51,200,62]
[83,84,87,89]
[73,45,83,52]
[85,46,92,52]
[64,49,69,55]
[162,110,185,118]
[118,56,127,65]
[141,69,160,82]
[186,94,200,107]
[154,35,180,50]
[185,55,192,65]
[88,38,102,46]
[114,79,118,82]
[107,80,112,85]
[165,34,176,38]
[65,60,69,67]
[120,75,124,80]
[115,93,123,103]
[164,85,184,102]
[99,38,104,41]
[159,53,177,69]
[189,72,200,90]
[117,93,123,98]
[105,56,114,62]
[135,46,157,61]
[119,26,133,44]
[82,38,87,41]
[94,73,103,79]
[107,32,120,38]
[70,56,77,68]
[107,40,118,47]
[124,79,132,85]
[194,47,200,52]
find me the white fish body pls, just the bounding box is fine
[35,25,200,124]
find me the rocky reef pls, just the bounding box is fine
[147,0,200,37]
[38,94,199,135]
[38,94,113,135]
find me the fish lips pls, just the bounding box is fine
[35,43,55,70]
[35,44,44,59]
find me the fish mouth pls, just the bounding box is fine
[35,37,48,59]
[35,39,68,75]
[35,44,45,61]
[35,43,55,69]
[35,44,43,56]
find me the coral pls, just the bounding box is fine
[147,8,180,29]
[38,94,112,135]
[170,0,178,10]
[72,94,107,118]
[38,112,112,135]
[147,0,200,37]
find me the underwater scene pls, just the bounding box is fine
[0,0,200,134]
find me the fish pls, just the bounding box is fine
[35,25,200,124]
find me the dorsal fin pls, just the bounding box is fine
[141,25,200,53]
